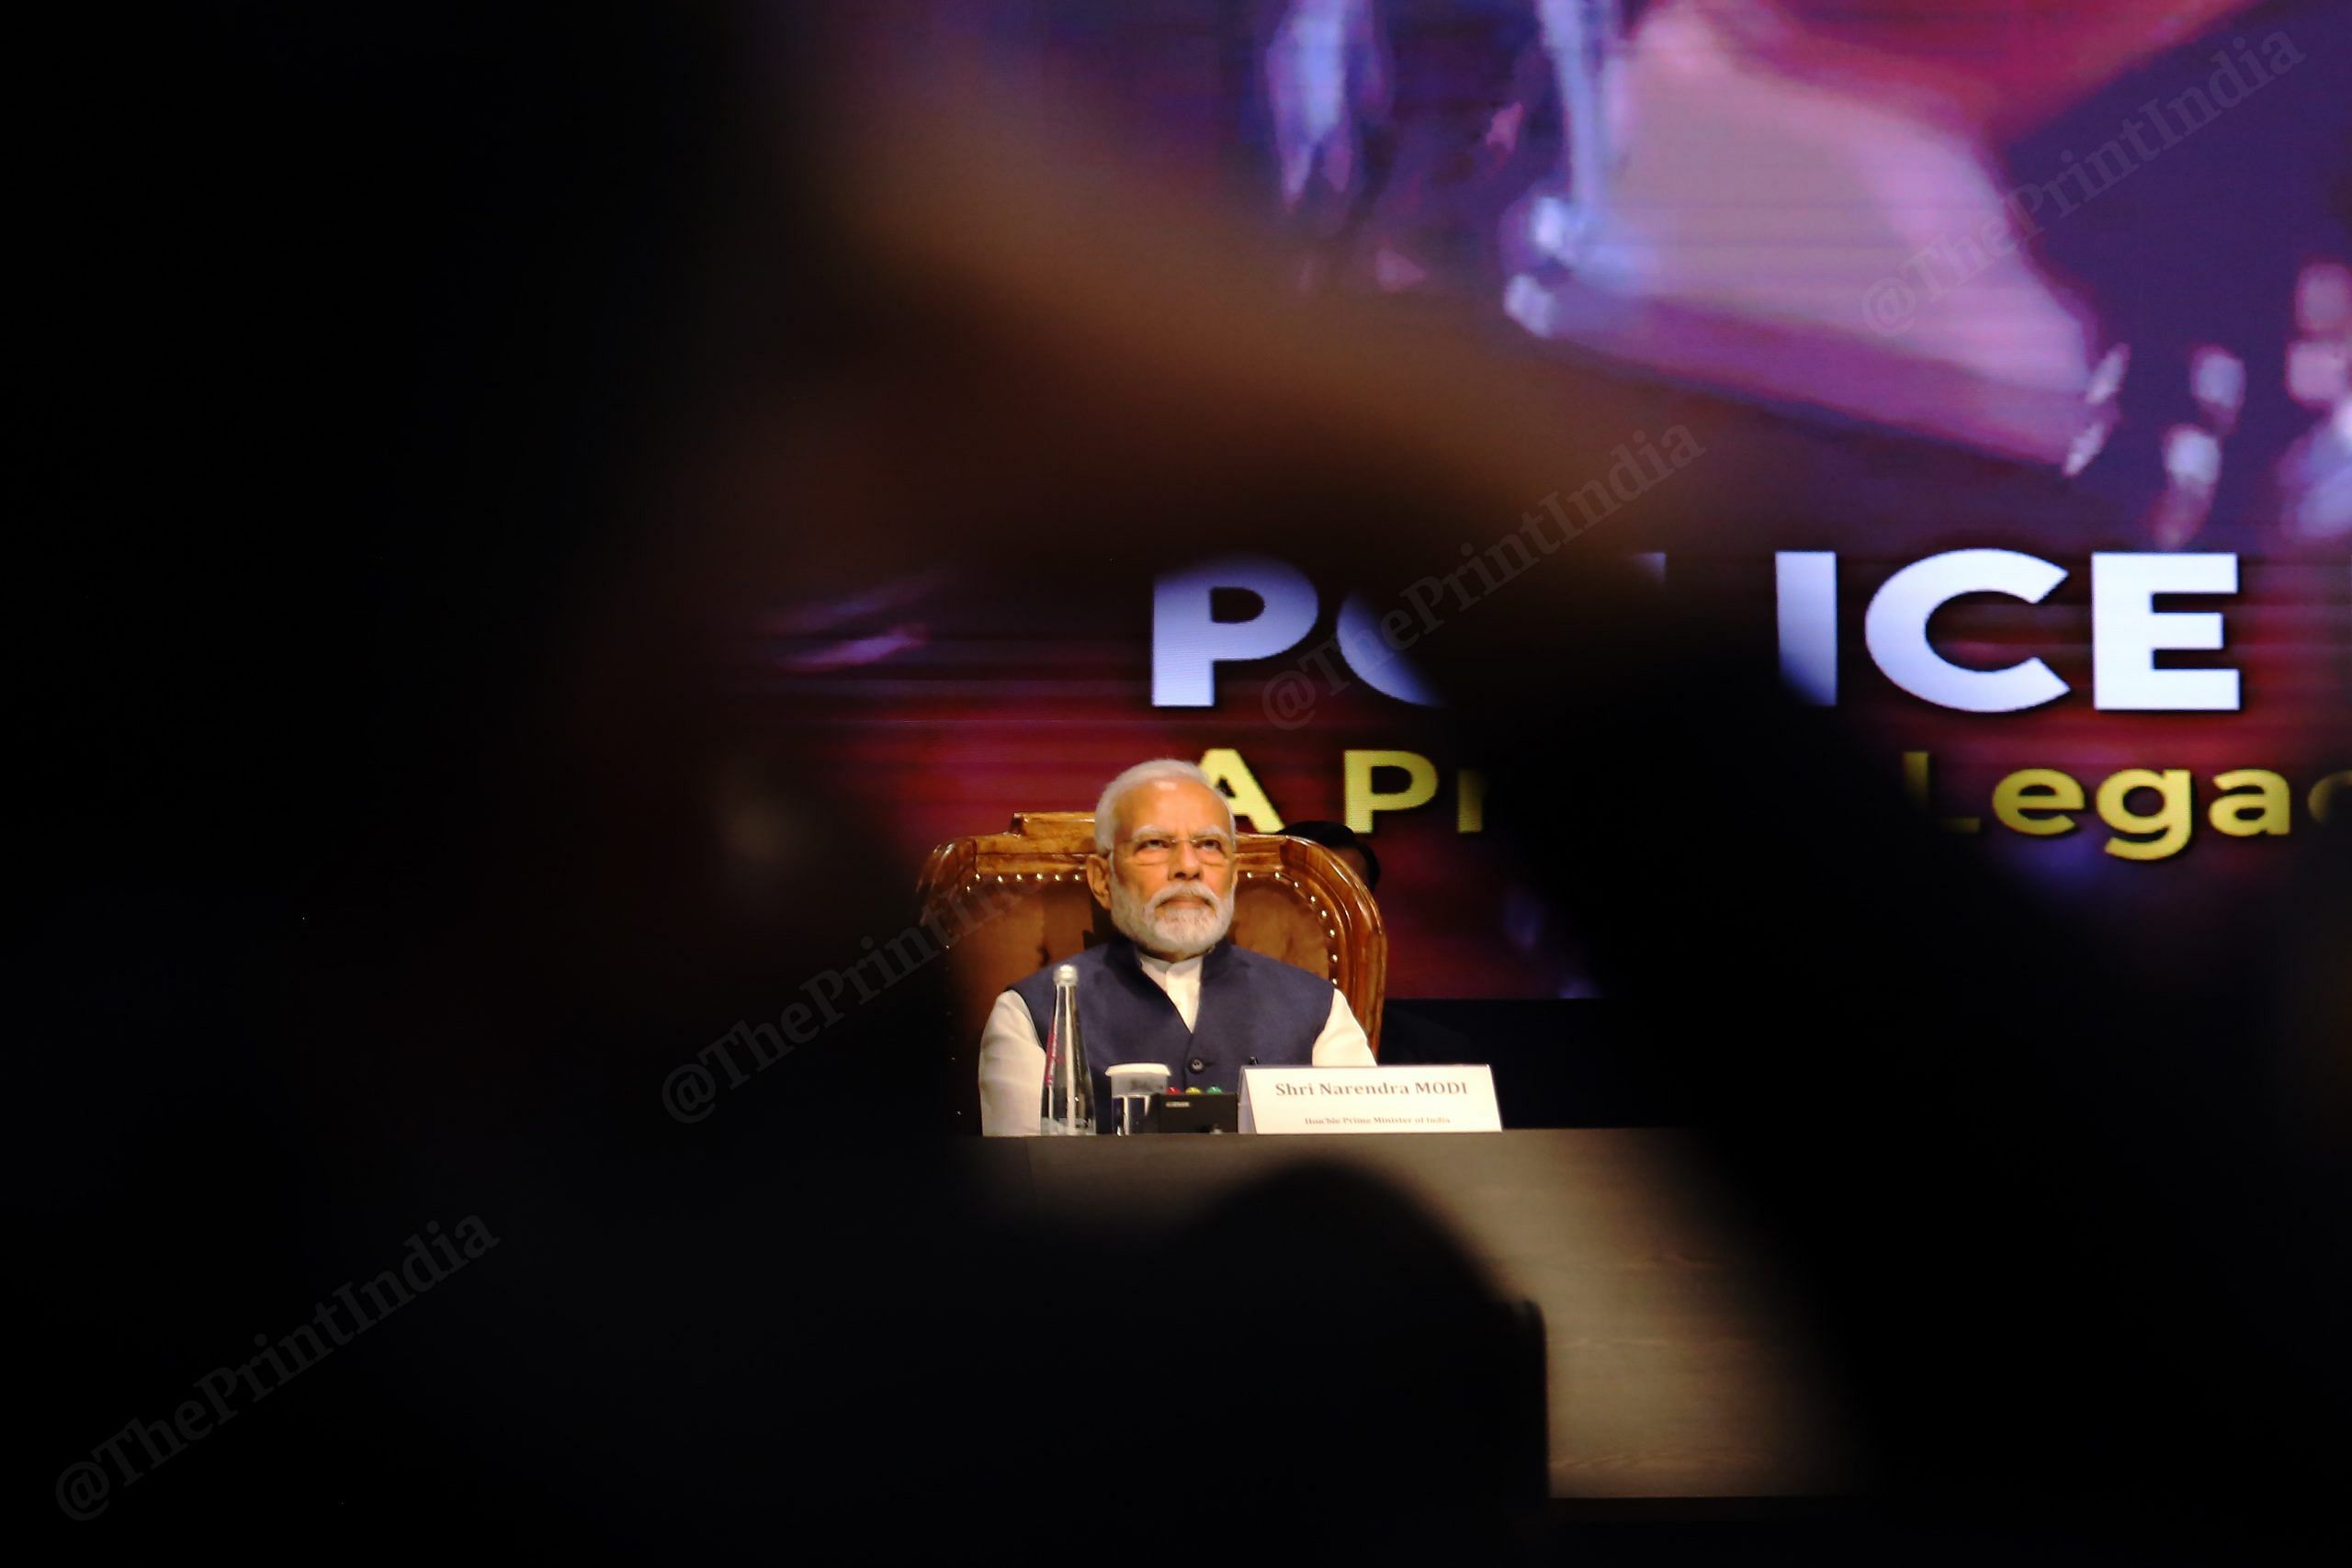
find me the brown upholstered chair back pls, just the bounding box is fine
[916,811,1386,1133]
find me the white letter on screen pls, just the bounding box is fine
[1151,557,1319,707]
[2090,553,2241,711]
[1334,592,1442,705]
[1775,551,1838,705]
[1863,549,2069,713]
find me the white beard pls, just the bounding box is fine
[1109,877,1234,959]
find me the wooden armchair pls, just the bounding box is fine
[916,812,1387,1133]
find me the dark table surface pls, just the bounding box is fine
[954,1128,1857,1499]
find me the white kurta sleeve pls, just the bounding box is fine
[1308,987,1375,1066]
[978,990,1046,1136]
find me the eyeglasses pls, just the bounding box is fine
[1119,832,1234,865]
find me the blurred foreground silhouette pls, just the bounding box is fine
[17,5,2349,1562]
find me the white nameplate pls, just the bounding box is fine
[1238,1065,1501,1134]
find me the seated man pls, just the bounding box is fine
[978,759,1374,1134]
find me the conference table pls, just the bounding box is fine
[955,1128,1855,1501]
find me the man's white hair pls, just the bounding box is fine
[1092,759,1234,852]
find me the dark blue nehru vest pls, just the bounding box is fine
[1006,938,1333,1111]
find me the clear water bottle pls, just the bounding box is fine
[1039,963,1095,1135]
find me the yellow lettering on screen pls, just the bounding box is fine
[1344,750,1439,833]
[1457,768,1487,834]
[2208,769,2291,837]
[2312,771,2350,825]
[2096,769,2192,861]
[1197,748,1283,832]
[1901,750,1981,833]
[1991,769,2084,836]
